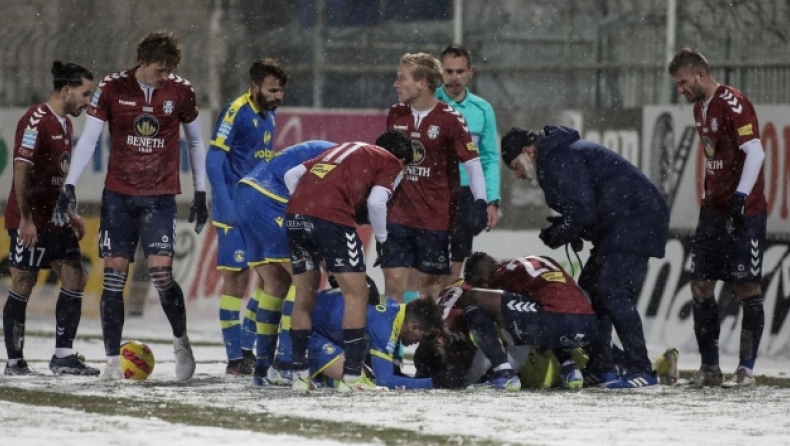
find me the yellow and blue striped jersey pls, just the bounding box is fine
[208,92,276,221]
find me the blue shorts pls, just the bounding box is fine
[308,333,343,379]
[500,291,598,348]
[234,184,290,266]
[99,190,176,259]
[214,224,248,270]
[381,222,450,275]
[691,208,767,283]
[286,214,366,275]
[7,230,81,271]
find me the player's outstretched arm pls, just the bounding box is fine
[183,118,208,233]
[370,354,433,389]
[52,115,104,226]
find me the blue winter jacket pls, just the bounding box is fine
[536,125,669,258]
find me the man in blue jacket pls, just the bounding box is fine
[500,126,669,389]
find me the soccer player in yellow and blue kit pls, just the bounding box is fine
[206,58,288,375]
[271,281,444,391]
[234,139,336,384]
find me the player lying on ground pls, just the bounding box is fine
[432,252,598,391]
[415,315,680,390]
[270,278,445,391]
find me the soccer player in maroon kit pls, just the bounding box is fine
[436,252,597,390]
[670,47,767,388]
[3,61,98,376]
[283,130,413,392]
[384,53,488,302]
[52,31,209,381]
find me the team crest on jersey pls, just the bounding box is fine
[233,250,245,263]
[702,136,715,159]
[134,114,160,137]
[59,152,71,176]
[427,125,440,140]
[163,100,174,116]
[710,118,718,133]
[410,140,426,165]
[263,131,271,144]
[322,343,336,355]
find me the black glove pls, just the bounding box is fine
[539,225,564,249]
[51,184,77,227]
[571,237,583,253]
[470,199,488,236]
[189,191,209,234]
[727,193,747,236]
[373,240,387,267]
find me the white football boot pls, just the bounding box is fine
[173,336,196,380]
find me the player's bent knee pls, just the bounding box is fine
[733,283,762,299]
[103,268,128,296]
[690,280,715,298]
[149,266,175,292]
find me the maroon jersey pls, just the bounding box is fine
[491,256,595,315]
[5,103,73,233]
[88,67,199,195]
[694,84,766,216]
[387,101,478,231]
[286,142,404,227]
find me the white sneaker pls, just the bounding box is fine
[292,369,318,393]
[721,367,756,389]
[99,356,123,381]
[267,367,293,386]
[173,336,196,380]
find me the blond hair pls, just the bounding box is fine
[400,53,443,91]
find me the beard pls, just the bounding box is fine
[256,91,280,111]
[685,82,706,103]
[518,157,538,186]
[65,97,84,117]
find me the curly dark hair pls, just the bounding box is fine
[462,252,499,288]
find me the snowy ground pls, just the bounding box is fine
[2,314,790,446]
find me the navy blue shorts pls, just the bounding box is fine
[691,208,767,283]
[380,222,450,275]
[7,230,80,271]
[449,187,476,263]
[285,214,366,275]
[500,291,598,349]
[99,189,176,259]
[235,184,290,266]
